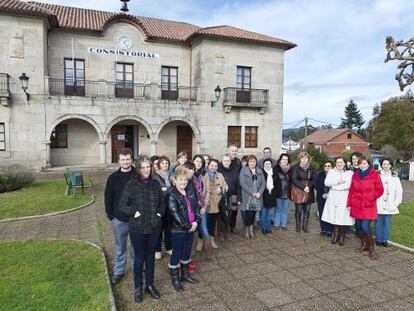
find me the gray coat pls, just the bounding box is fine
[239,167,266,211]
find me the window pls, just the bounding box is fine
[0,123,5,151]
[236,66,251,103]
[115,62,134,98]
[245,126,258,148]
[347,133,352,139]
[50,124,68,149]
[228,126,241,148]
[64,58,85,96]
[161,66,178,100]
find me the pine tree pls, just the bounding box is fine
[339,100,365,130]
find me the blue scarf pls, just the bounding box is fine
[357,166,371,179]
[207,170,216,182]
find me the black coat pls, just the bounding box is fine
[104,168,138,222]
[315,171,329,207]
[119,176,166,234]
[218,164,242,202]
[273,165,291,198]
[168,185,201,233]
[291,164,317,204]
[262,169,278,208]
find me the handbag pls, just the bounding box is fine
[291,169,310,204]
[219,192,232,224]
[291,185,308,204]
[230,195,239,211]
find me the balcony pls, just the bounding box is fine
[223,87,269,113]
[48,78,199,102]
[0,73,11,106]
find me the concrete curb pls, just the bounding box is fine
[387,240,414,253]
[0,195,96,223]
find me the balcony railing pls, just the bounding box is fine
[0,73,10,94]
[223,87,269,108]
[158,85,198,101]
[48,78,199,101]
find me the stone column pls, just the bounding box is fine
[100,141,107,165]
[150,139,157,156]
[44,141,51,168]
[409,161,414,181]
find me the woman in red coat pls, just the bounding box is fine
[347,156,383,259]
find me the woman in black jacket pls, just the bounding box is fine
[291,151,317,233]
[168,166,201,292]
[273,153,292,230]
[261,158,278,234]
[119,156,165,304]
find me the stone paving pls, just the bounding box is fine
[1,171,414,310]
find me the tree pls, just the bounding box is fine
[340,100,365,132]
[385,36,414,91]
[371,92,414,158]
[380,144,399,163]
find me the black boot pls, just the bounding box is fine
[145,285,160,299]
[302,210,310,233]
[331,226,338,244]
[169,267,184,292]
[181,263,199,284]
[134,285,143,303]
[338,226,345,246]
[295,209,302,233]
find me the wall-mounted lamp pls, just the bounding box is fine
[18,73,30,101]
[210,85,222,107]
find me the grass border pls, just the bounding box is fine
[0,195,96,223]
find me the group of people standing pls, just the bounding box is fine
[104,146,403,304]
[315,152,403,260]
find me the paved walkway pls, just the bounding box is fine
[1,172,414,310]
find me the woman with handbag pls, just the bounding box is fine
[239,155,266,239]
[291,151,317,233]
[261,158,278,234]
[204,158,228,249]
[348,156,383,259]
[219,154,242,236]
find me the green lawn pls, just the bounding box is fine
[389,201,414,248]
[0,240,110,310]
[0,179,92,219]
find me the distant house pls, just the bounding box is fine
[300,128,369,157]
[282,139,300,152]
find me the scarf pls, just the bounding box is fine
[279,163,291,174]
[357,166,371,179]
[207,170,216,182]
[265,168,274,194]
[300,163,310,171]
[157,170,171,187]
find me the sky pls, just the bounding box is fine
[37,0,414,128]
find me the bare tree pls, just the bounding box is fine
[380,144,399,163]
[385,36,414,91]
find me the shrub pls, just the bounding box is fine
[0,171,35,193]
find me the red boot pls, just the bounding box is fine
[189,262,197,274]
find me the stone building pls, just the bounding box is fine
[0,0,296,170]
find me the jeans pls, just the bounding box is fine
[356,219,372,235]
[376,214,392,243]
[198,212,209,239]
[111,218,134,276]
[275,198,289,228]
[156,212,172,252]
[129,229,160,288]
[261,207,274,231]
[170,232,195,267]
[316,202,333,234]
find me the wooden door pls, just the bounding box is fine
[177,126,193,159]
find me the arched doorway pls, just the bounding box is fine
[106,118,152,162]
[157,120,197,160]
[49,118,100,166]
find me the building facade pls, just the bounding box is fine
[0,1,295,170]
